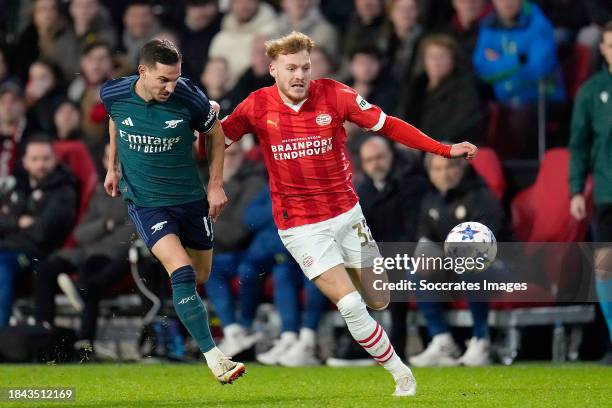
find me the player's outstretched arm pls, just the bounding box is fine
[378,115,478,160]
[104,118,121,197]
[204,119,229,220]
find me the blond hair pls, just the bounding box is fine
[265,32,315,60]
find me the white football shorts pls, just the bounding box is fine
[278,203,382,280]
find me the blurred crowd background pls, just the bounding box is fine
[0,0,610,366]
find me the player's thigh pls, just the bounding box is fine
[335,205,381,268]
[278,222,344,281]
[335,207,388,308]
[127,201,188,274]
[187,247,213,284]
[173,200,214,283]
[311,264,359,304]
[177,200,214,248]
[150,234,193,275]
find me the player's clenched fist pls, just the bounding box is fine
[207,183,228,221]
[450,142,478,160]
[210,100,221,116]
[104,168,121,197]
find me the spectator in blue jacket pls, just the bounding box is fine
[202,143,267,357]
[473,0,565,106]
[242,185,328,367]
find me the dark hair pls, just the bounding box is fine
[30,58,63,84]
[0,81,23,99]
[126,0,153,9]
[186,0,216,6]
[139,38,182,67]
[25,134,54,149]
[349,45,383,61]
[81,40,113,57]
[54,98,80,113]
[603,20,612,36]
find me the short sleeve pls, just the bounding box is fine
[100,78,126,115]
[188,85,216,133]
[220,96,254,144]
[173,78,216,133]
[335,81,386,131]
[100,82,113,113]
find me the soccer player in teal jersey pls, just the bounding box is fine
[100,39,245,384]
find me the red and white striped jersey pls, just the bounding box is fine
[221,79,386,229]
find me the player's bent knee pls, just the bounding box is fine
[366,299,390,311]
[151,235,193,272]
[195,268,211,285]
[193,260,212,284]
[363,286,390,310]
[188,249,213,284]
[595,248,612,279]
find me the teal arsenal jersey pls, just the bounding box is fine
[100,75,216,207]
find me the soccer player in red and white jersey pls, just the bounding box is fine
[219,32,477,397]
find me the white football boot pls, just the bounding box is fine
[218,324,262,357]
[392,371,417,397]
[278,329,320,367]
[210,355,246,384]
[409,333,460,367]
[57,273,84,312]
[458,337,492,367]
[256,331,297,365]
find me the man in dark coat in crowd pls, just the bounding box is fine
[357,136,428,360]
[0,136,77,326]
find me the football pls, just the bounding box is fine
[444,222,497,272]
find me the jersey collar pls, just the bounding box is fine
[284,99,307,112]
[273,83,311,114]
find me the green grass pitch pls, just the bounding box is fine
[0,363,609,407]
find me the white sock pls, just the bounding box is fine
[336,291,412,380]
[203,346,225,368]
[299,328,316,347]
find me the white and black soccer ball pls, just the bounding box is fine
[444,222,497,272]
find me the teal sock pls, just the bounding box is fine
[171,265,215,353]
[595,278,612,343]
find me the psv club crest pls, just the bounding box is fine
[302,255,315,268]
[316,113,332,126]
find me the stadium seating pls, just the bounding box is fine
[53,140,99,248]
[559,43,593,101]
[509,147,594,305]
[470,147,506,201]
[487,148,595,361]
[511,148,592,242]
